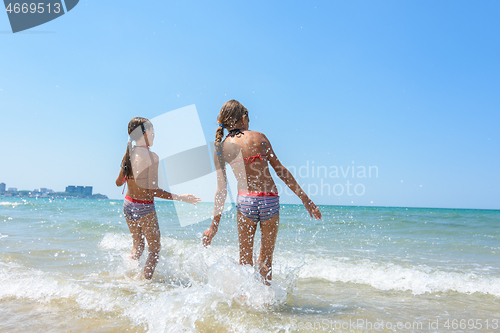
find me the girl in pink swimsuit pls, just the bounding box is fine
[116,117,200,279]
[202,100,322,284]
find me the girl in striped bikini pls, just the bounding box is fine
[202,100,322,284]
[116,117,200,279]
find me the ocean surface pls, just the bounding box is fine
[1,198,499,332]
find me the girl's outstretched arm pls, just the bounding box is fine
[264,135,322,220]
[203,153,228,246]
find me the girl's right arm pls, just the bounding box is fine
[202,153,228,247]
[264,134,322,220]
[116,166,126,187]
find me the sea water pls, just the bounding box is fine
[1,198,499,332]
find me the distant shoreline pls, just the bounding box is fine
[0,191,108,200]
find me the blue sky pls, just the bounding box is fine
[1,0,499,209]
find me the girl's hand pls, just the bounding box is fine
[179,194,201,205]
[303,199,322,220]
[202,225,217,247]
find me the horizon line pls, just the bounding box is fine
[4,196,496,212]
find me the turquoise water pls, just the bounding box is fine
[1,198,499,332]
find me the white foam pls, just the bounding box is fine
[126,256,289,333]
[1,234,300,333]
[0,263,117,312]
[98,234,296,332]
[206,256,287,308]
[0,201,22,206]
[300,258,500,297]
[99,232,131,251]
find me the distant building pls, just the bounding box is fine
[34,188,54,193]
[65,185,93,196]
[83,186,93,196]
[0,183,5,192]
[8,187,17,192]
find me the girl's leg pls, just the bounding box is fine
[139,211,161,279]
[237,210,258,266]
[126,218,145,260]
[258,212,279,284]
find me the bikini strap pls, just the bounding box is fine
[230,154,265,165]
[226,128,244,138]
[244,155,264,164]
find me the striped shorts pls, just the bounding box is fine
[236,191,280,223]
[123,195,155,222]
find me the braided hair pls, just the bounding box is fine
[121,117,152,179]
[214,100,248,169]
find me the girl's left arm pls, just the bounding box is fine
[264,134,322,220]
